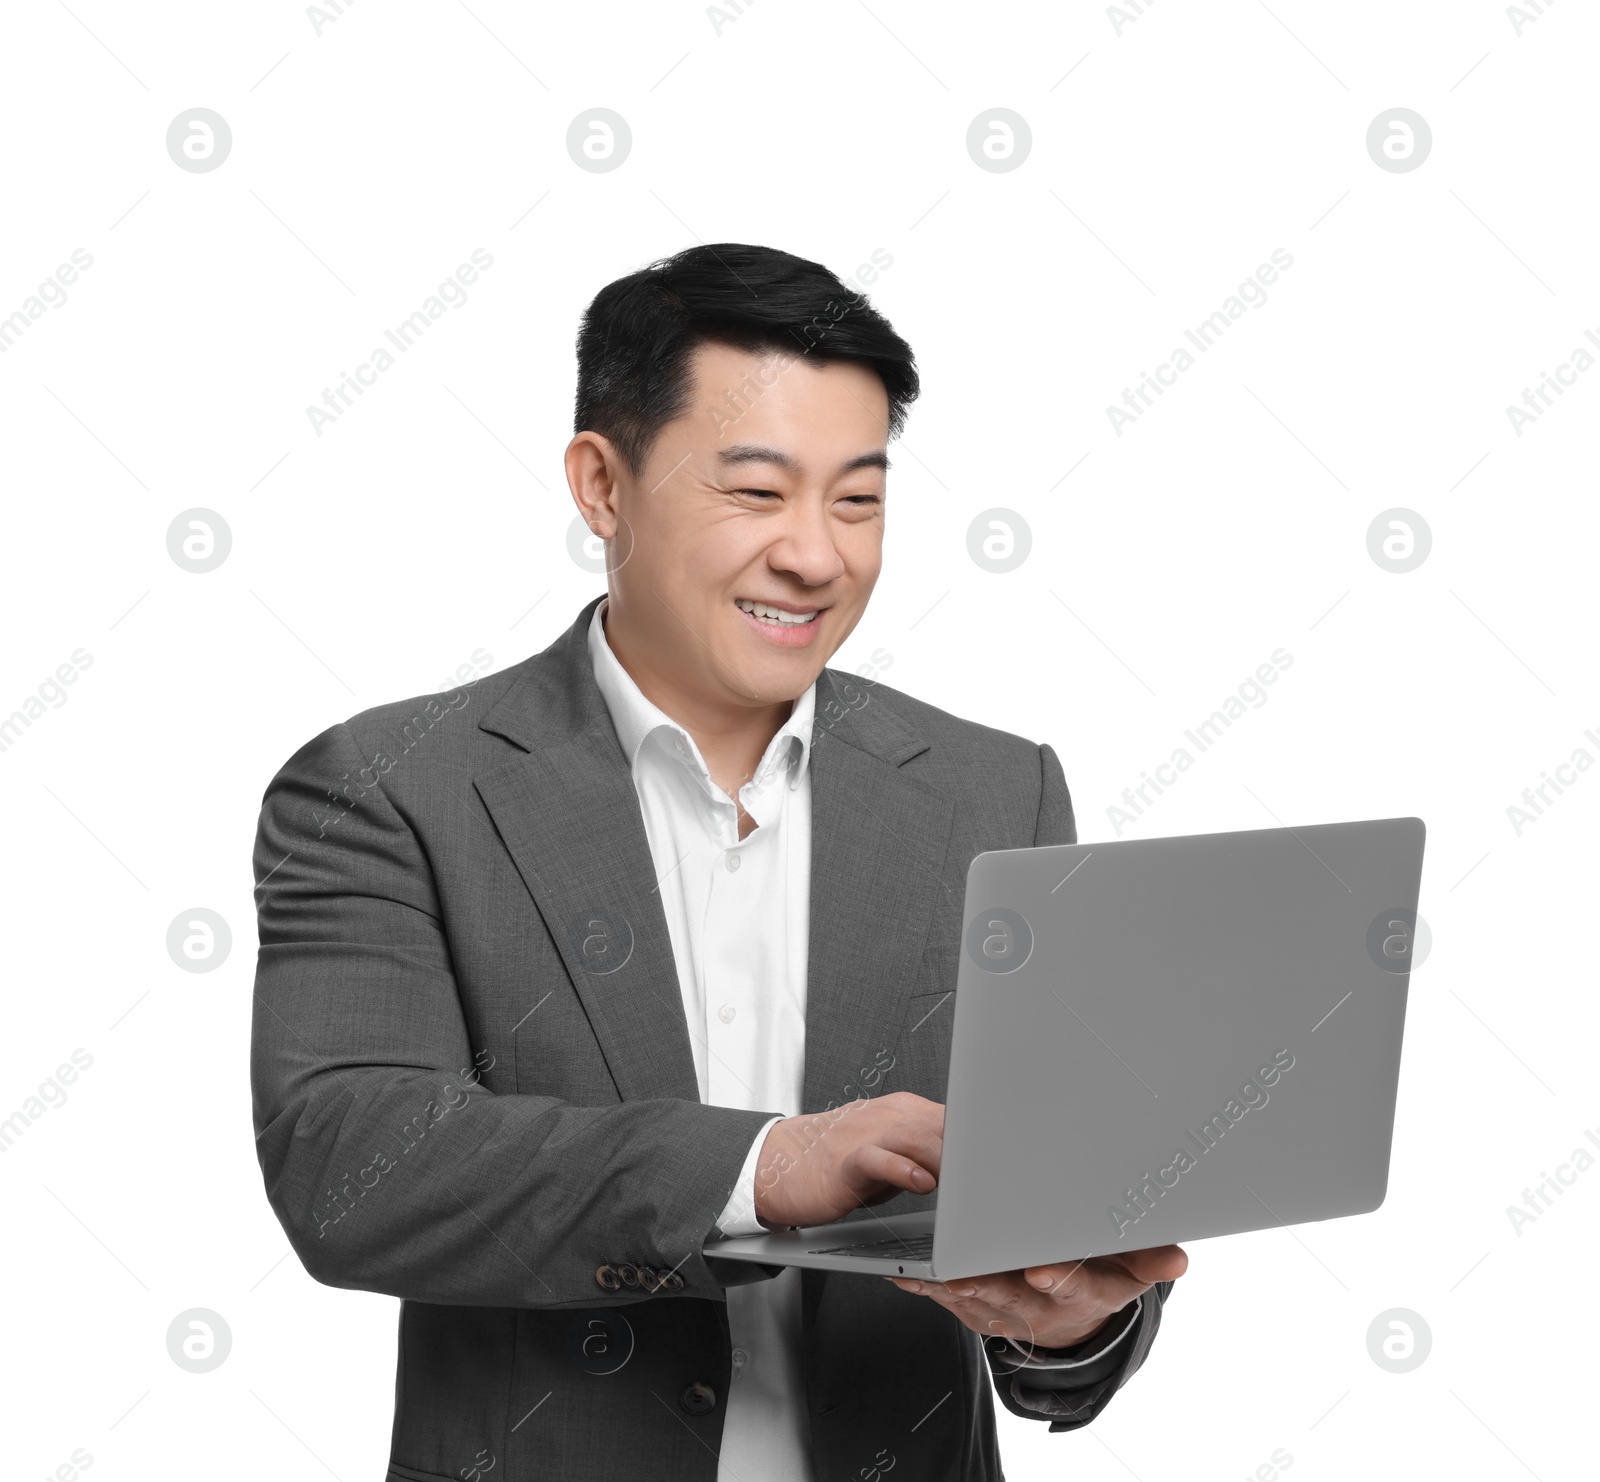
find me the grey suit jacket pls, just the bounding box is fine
[251,594,1170,1482]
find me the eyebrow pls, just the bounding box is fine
[717,443,890,475]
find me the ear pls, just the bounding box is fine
[565,431,627,538]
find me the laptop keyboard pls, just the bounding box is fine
[807,1233,934,1261]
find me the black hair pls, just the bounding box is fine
[574,242,919,475]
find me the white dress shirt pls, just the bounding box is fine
[588,599,818,1482]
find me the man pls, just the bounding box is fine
[251,242,1186,1482]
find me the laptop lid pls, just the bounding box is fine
[931,817,1426,1280]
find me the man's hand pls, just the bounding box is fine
[753,1092,943,1230]
[886,1245,1188,1352]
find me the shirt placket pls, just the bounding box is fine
[702,782,757,1113]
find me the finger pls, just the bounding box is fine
[846,1143,937,1198]
[878,1093,945,1178]
[884,1276,925,1294]
[1023,1245,1187,1302]
[884,1277,964,1303]
[1020,1259,1093,1297]
[888,1277,989,1313]
[1017,1260,1142,1319]
[939,1273,1027,1309]
[1044,1255,1167,1314]
[1097,1244,1189,1285]
[1146,1244,1189,1280]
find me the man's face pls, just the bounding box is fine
[589,340,890,709]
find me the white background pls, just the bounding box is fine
[2,1,1595,1478]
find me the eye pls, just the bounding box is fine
[733,488,782,500]
[841,493,883,507]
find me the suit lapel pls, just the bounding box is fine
[473,603,959,1116]
[800,672,957,1115]
[473,597,701,1103]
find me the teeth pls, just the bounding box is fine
[736,599,818,626]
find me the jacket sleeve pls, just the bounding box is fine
[250,721,783,1311]
[1033,741,1078,849]
[990,1282,1174,1430]
[985,742,1171,1428]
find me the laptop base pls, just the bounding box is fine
[704,1209,938,1278]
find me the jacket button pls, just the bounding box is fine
[594,1264,621,1291]
[637,1266,660,1291]
[617,1264,639,1288]
[662,1270,685,1291]
[679,1382,716,1416]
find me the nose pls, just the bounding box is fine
[768,495,846,589]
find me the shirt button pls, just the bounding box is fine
[680,1381,717,1416]
[718,1004,736,1024]
[726,852,741,872]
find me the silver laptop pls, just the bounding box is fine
[703,817,1426,1281]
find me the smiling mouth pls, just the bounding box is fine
[734,598,821,627]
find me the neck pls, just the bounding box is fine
[602,602,795,801]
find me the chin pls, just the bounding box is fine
[725,645,818,698]
[751,660,825,703]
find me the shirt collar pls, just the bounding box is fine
[587,598,815,792]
